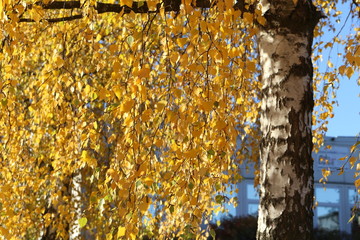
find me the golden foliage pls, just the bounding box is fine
[0,0,358,239]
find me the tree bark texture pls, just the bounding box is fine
[257,1,322,239]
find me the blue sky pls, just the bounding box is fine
[317,2,359,138]
[326,76,359,137]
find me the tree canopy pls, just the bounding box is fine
[0,0,359,239]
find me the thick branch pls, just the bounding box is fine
[35,1,81,9]
[20,0,251,22]
[20,14,83,22]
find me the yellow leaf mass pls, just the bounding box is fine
[120,98,135,113]
[0,1,357,239]
[117,226,126,237]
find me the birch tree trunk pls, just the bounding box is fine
[257,1,323,239]
[69,171,82,240]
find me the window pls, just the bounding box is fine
[315,187,341,231]
[316,187,340,204]
[317,206,340,230]
[246,183,259,216]
[349,188,358,205]
[248,203,259,216]
[247,184,259,200]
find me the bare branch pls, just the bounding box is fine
[34,1,81,9]
[20,14,83,22]
[20,0,252,23]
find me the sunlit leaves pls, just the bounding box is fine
[0,0,357,239]
[78,217,88,228]
[117,226,126,238]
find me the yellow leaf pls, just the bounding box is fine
[321,169,331,180]
[200,100,213,112]
[81,150,97,168]
[257,15,266,26]
[98,87,110,100]
[138,67,150,78]
[118,207,127,218]
[136,163,147,176]
[107,168,119,182]
[173,88,182,98]
[348,214,356,223]
[84,84,91,95]
[0,2,3,19]
[29,7,42,22]
[350,144,357,153]
[154,138,163,147]
[139,201,149,213]
[190,197,197,205]
[324,42,333,48]
[170,52,180,64]
[163,171,172,180]
[345,66,354,79]
[147,0,157,10]
[183,0,193,12]
[216,136,226,149]
[141,109,153,121]
[338,65,346,75]
[55,57,64,68]
[247,61,256,72]
[113,85,122,99]
[192,129,202,138]
[106,233,113,240]
[78,217,87,228]
[355,178,360,189]
[0,227,10,239]
[243,12,253,24]
[143,177,153,186]
[327,61,333,68]
[156,100,167,111]
[215,120,227,131]
[120,0,133,6]
[95,34,102,42]
[184,149,199,158]
[177,38,187,48]
[117,226,126,237]
[120,98,135,112]
[349,157,356,168]
[113,61,121,72]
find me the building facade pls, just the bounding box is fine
[215,136,360,235]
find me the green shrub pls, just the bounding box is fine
[208,216,257,240]
[208,215,356,240]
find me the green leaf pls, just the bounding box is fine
[127,36,134,46]
[210,229,216,239]
[136,180,142,187]
[215,195,224,204]
[169,205,174,214]
[78,217,88,228]
[207,149,215,156]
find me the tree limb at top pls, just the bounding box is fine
[19,0,252,22]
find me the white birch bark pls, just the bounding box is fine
[256,0,323,239]
[69,172,82,240]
